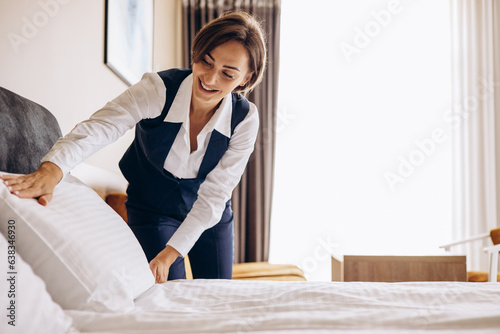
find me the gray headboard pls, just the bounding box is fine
[0,86,62,174]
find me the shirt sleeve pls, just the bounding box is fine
[41,73,166,176]
[166,103,260,257]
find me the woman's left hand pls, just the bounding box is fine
[149,245,181,283]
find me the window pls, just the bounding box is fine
[270,0,452,281]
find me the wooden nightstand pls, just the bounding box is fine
[332,255,467,282]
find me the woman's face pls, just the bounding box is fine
[192,40,252,110]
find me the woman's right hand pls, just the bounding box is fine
[149,245,181,283]
[0,161,63,206]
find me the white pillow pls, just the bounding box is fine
[0,232,74,334]
[0,172,154,312]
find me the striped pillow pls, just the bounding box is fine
[0,173,154,312]
[0,232,73,333]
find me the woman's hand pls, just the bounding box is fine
[149,245,181,284]
[0,161,63,206]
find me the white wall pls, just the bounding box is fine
[0,0,182,175]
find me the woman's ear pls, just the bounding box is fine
[240,72,254,87]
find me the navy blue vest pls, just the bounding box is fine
[119,69,250,221]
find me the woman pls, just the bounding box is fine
[0,11,267,283]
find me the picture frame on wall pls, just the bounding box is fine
[104,0,153,86]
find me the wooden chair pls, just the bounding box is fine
[440,228,500,282]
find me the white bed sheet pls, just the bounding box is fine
[66,280,500,334]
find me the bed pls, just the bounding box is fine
[1,86,499,334]
[63,280,499,334]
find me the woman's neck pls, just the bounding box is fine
[190,97,221,119]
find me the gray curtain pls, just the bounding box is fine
[181,0,281,263]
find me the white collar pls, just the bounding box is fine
[164,73,232,138]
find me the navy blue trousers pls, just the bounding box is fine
[127,207,234,280]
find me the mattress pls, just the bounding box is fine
[66,280,500,333]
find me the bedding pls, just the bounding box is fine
[1,175,499,334]
[0,172,154,312]
[0,233,73,334]
[66,279,500,333]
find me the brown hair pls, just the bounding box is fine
[191,11,267,94]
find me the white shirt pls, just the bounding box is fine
[42,72,259,257]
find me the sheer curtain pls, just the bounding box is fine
[181,0,282,263]
[450,0,500,271]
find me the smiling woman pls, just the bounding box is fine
[190,41,253,152]
[190,11,266,95]
[0,10,267,284]
[192,41,251,114]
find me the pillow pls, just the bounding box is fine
[0,233,73,334]
[0,172,155,312]
[0,86,62,174]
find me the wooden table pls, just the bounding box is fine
[332,255,467,282]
